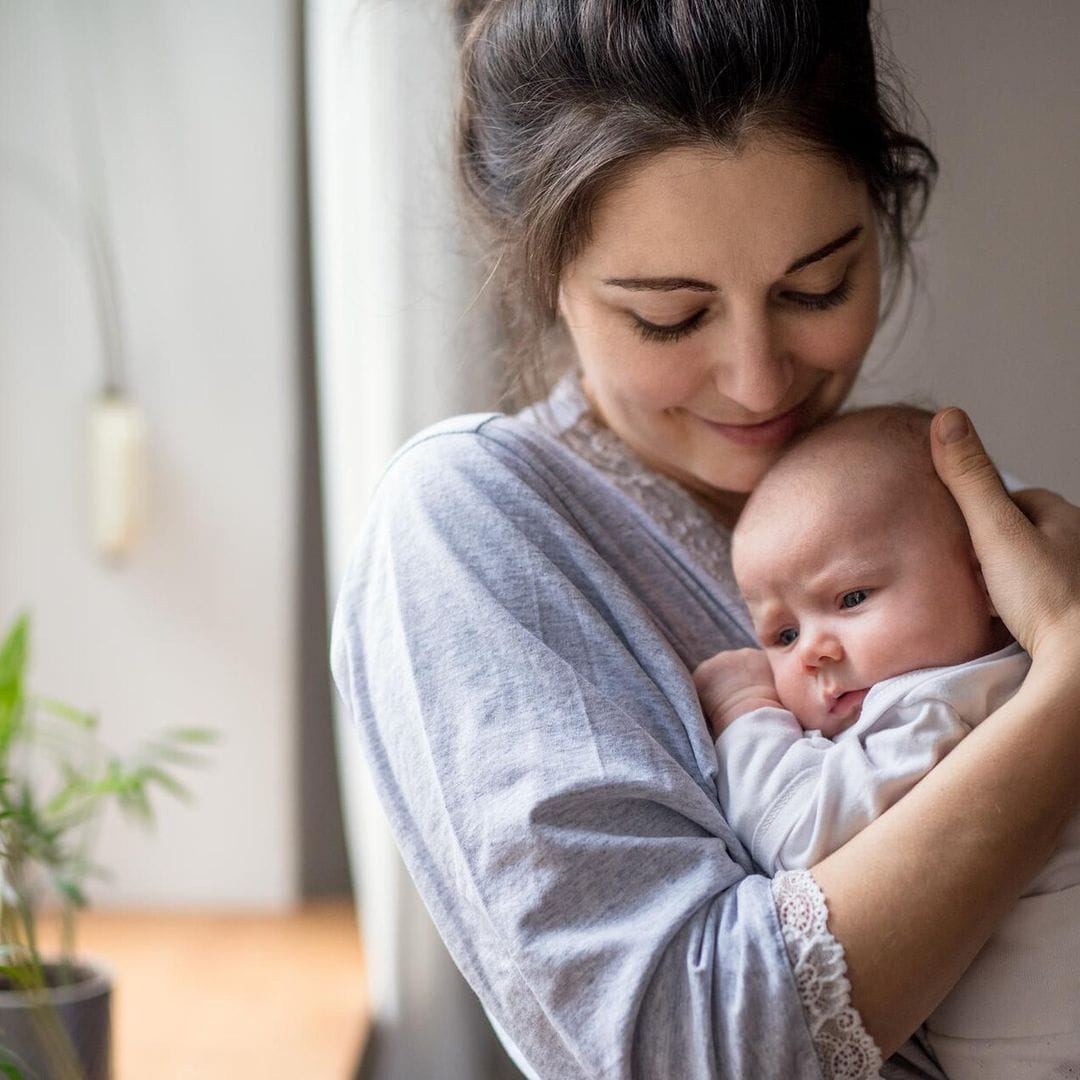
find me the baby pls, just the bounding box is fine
[695,405,1080,1079]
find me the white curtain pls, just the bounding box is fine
[305,2,507,1076]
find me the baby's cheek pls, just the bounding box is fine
[772,662,803,715]
[858,610,905,679]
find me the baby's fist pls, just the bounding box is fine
[693,648,781,734]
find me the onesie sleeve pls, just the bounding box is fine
[716,699,971,875]
[331,424,846,1079]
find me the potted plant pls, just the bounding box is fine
[0,614,214,1080]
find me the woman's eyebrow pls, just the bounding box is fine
[601,224,865,292]
[785,224,864,273]
[600,275,716,292]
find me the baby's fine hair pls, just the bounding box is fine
[738,404,958,535]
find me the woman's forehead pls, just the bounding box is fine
[571,139,873,286]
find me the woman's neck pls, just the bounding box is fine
[579,382,749,529]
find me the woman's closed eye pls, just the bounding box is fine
[633,274,855,343]
[632,310,707,343]
[781,275,853,312]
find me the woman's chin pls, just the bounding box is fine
[688,454,786,499]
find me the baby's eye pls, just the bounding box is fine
[841,590,868,609]
[777,627,799,646]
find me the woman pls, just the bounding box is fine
[331,2,1080,1076]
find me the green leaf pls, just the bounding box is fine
[0,962,41,992]
[31,696,97,730]
[51,878,87,909]
[0,1061,27,1079]
[118,785,153,823]
[134,764,192,800]
[141,745,210,769]
[161,727,219,745]
[0,616,28,689]
[0,614,218,972]
[0,615,29,758]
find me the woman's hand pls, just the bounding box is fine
[693,648,782,734]
[931,408,1080,660]
[809,412,1080,1058]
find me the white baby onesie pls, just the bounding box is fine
[716,642,1080,1079]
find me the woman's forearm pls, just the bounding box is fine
[813,646,1080,1057]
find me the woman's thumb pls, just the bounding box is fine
[930,408,1026,555]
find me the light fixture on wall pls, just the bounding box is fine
[2,148,147,562]
[28,1,149,562]
[89,390,147,561]
[81,189,146,563]
[60,0,148,562]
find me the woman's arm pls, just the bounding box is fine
[333,421,829,1078]
[813,409,1080,1056]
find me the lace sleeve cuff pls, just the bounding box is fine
[772,869,884,1080]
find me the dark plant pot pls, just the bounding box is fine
[0,960,112,1080]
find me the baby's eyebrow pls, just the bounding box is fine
[744,596,782,632]
[803,556,881,593]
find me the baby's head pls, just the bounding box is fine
[732,406,1006,737]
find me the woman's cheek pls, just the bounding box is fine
[609,346,703,410]
[804,313,875,372]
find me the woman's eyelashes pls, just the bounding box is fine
[632,310,706,343]
[783,275,853,312]
[630,275,854,343]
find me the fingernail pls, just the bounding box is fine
[937,408,970,444]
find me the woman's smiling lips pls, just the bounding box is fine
[692,404,804,447]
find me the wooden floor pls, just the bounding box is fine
[37,899,369,1080]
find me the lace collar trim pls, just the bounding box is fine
[529,372,737,588]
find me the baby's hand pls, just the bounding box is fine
[693,648,782,735]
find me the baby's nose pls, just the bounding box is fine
[800,628,843,667]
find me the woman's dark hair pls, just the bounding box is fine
[452,0,938,399]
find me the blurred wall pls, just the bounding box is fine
[857,1,1079,500]
[0,1,302,908]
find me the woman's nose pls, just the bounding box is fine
[712,309,794,415]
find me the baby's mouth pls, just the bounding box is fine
[828,687,870,718]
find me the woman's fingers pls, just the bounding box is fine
[930,409,1029,555]
[931,408,1080,655]
[1011,487,1080,528]
[929,408,1030,639]
[1010,487,1080,645]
